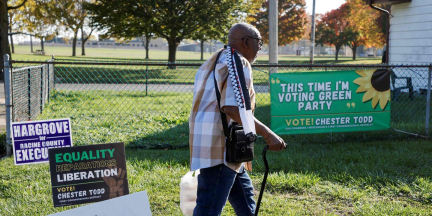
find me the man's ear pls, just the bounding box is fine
[242,38,250,49]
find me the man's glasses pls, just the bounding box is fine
[242,36,263,48]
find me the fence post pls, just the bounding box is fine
[4,55,12,157]
[51,55,55,101]
[146,64,148,96]
[40,66,44,114]
[48,56,54,103]
[28,68,31,120]
[426,64,432,136]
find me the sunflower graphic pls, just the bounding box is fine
[353,69,390,110]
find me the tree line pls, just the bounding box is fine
[1,0,387,70]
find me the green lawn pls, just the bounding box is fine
[1,88,431,215]
[35,90,193,149]
[11,45,215,62]
[6,89,424,150]
[1,139,431,215]
[3,47,428,215]
[10,44,382,86]
[37,64,270,85]
[10,45,382,64]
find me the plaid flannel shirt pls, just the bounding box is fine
[189,48,256,172]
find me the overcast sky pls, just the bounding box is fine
[304,0,346,15]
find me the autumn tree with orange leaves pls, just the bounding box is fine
[316,0,384,60]
[345,0,383,60]
[315,2,353,61]
[249,0,308,46]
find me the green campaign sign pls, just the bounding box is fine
[270,69,391,134]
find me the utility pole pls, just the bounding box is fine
[269,0,278,72]
[30,35,33,53]
[81,0,85,56]
[310,0,316,63]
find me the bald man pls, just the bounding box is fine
[189,23,286,216]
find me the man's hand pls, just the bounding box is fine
[263,131,286,151]
[223,106,287,151]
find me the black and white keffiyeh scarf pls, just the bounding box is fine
[225,45,256,136]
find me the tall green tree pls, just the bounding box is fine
[87,0,257,62]
[249,0,308,46]
[1,0,27,77]
[12,0,57,52]
[80,23,97,56]
[11,0,95,56]
[8,11,17,54]
[190,0,259,60]
[6,0,26,54]
[140,34,154,59]
[86,2,154,59]
[80,0,97,56]
[191,24,226,60]
[49,0,85,56]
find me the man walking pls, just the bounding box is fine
[189,23,286,216]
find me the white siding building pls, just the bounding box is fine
[388,0,432,64]
[369,0,431,94]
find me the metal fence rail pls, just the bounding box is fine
[4,59,432,154]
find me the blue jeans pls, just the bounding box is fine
[193,164,256,216]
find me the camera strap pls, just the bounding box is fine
[213,47,252,138]
[213,51,229,137]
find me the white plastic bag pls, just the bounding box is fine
[179,170,200,216]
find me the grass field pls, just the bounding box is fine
[46,64,384,85]
[44,64,272,85]
[10,44,383,87]
[1,90,431,215]
[10,45,382,64]
[2,45,430,215]
[35,90,193,148]
[1,139,432,215]
[6,90,420,149]
[5,88,427,151]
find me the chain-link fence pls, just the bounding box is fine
[11,60,54,122]
[6,59,432,149]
